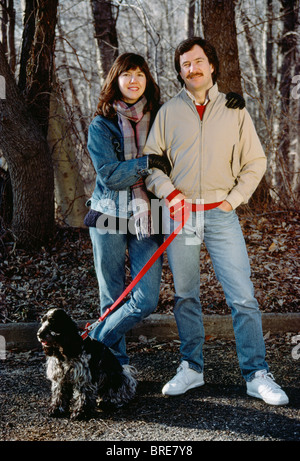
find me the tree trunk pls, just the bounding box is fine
[201,0,243,94]
[202,0,272,210]
[240,10,265,103]
[0,42,54,249]
[0,0,59,248]
[19,0,58,137]
[18,0,37,93]
[48,78,87,228]
[7,0,16,73]
[188,0,196,37]
[266,0,276,119]
[0,0,16,73]
[0,166,13,226]
[277,0,299,206]
[90,0,119,82]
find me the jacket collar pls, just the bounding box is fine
[180,83,219,105]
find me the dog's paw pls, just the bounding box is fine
[98,400,119,412]
[70,408,94,421]
[48,405,69,418]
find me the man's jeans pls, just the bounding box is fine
[164,206,268,382]
[89,227,163,365]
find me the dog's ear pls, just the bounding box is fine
[52,309,78,331]
[54,310,82,357]
[52,309,70,321]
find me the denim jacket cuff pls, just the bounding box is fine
[138,156,152,176]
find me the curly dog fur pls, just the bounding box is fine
[37,308,137,419]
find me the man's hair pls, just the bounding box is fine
[174,37,220,86]
[95,53,160,118]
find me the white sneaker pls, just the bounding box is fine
[162,361,204,396]
[247,370,289,406]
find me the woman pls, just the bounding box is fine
[85,53,170,385]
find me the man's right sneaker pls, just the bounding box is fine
[246,370,289,406]
[162,361,204,396]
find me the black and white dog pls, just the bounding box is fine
[37,308,137,420]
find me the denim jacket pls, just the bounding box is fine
[87,115,151,218]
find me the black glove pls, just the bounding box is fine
[225,92,245,109]
[148,154,171,176]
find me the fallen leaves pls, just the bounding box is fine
[0,211,299,323]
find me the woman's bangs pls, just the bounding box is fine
[119,55,146,75]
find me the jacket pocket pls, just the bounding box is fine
[230,144,240,178]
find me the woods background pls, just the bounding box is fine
[0,0,299,249]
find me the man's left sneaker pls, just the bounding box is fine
[246,370,289,405]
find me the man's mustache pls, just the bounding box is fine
[187,72,204,79]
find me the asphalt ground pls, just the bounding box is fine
[0,331,299,445]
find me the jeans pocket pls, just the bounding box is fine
[216,206,234,214]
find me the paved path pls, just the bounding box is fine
[1,333,299,443]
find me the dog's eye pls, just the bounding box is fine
[50,331,60,337]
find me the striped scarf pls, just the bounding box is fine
[113,96,151,239]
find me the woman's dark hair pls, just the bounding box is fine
[174,37,220,86]
[95,53,161,118]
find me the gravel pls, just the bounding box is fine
[1,334,299,442]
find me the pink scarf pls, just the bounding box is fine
[113,96,151,239]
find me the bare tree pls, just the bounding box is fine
[240,9,265,104]
[201,0,243,94]
[90,0,119,82]
[187,0,202,38]
[18,0,37,92]
[0,0,16,72]
[0,0,58,248]
[48,74,87,227]
[277,0,299,206]
[19,0,58,137]
[0,41,54,248]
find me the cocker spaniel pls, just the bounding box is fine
[37,308,137,420]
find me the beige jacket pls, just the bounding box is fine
[144,84,266,209]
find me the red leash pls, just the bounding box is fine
[81,196,222,339]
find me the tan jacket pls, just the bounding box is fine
[144,84,266,209]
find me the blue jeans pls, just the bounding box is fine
[89,227,163,365]
[164,206,268,381]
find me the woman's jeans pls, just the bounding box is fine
[164,206,268,382]
[89,227,163,365]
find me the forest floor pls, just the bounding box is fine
[0,209,299,324]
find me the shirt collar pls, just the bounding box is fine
[184,87,210,106]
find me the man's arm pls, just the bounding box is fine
[144,108,177,200]
[225,109,267,210]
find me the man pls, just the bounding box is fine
[144,37,288,405]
